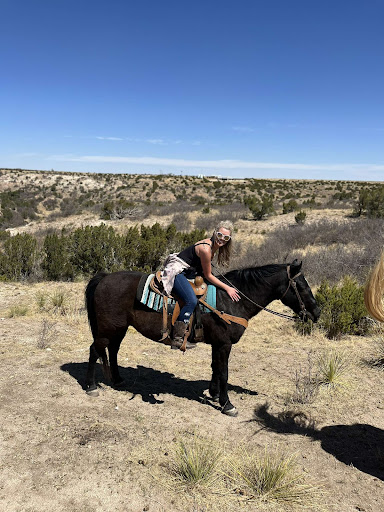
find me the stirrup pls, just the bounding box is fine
[171,321,196,351]
[171,339,196,350]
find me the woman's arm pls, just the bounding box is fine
[198,245,240,301]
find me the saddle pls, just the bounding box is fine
[150,271,248,351]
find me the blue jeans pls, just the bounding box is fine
[172,273,198,323]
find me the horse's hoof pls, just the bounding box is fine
[86,388,99,397]
[210,394,220,403]
[222,406,238,417]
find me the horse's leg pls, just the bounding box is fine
[85,337,110,396]
[210,342,237,417]
[85,342,101,396]
[108,335,125,388]
[209,346,220,402]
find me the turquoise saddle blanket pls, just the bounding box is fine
[137,273,216,313]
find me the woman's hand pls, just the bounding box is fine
[226,286,241,302]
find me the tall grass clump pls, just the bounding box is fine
[7,304,29,317]
[170,434,222,488]
[35,291,50,312]
[50,289,69,315]
[316,349,350,389]
[227,447,320,505]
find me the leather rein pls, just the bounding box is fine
[212,264,308,322]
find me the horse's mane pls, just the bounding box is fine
[221,264,285,289]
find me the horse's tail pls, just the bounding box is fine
[85,272,111,378]
[364,251,384,322]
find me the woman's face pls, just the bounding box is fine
[215,227,231,247]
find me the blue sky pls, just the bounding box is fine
[1,0,383,181]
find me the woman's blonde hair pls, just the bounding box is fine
[214,220,234,267]
[364,250,384,322]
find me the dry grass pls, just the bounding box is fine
[226,446,323,507]
[286,352,319,405]
[365,334,384,370]
[6,304,29,317]
[37,318,58,349]
[169,433,223,488]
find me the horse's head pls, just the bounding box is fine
[280,260,320,323]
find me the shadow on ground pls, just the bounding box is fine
[61,361,258,410]
[252,403,384,480]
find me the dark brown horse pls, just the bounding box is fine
[85,260,320,416]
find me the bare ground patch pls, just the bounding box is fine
[0,283,383,511]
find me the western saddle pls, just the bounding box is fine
[150,271,248,352]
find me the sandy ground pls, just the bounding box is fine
[0,281,383,512]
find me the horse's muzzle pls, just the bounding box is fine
[303,306,321,323]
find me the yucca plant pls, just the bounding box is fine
[170,434,222,487]
[50,289,69,315]
[317,349,350,389]
[34,291,49,312]
[228,447,319,504]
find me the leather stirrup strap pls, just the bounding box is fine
[159,296,170,342]
[198,299,248,328]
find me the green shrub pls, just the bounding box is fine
[0,230,10,242]
[354,186,384,217]
[42,233,73,280]
[69,224,124,276]
[294,210,307,225]
[282,199,298,214]
[244,194,275,220]
[0,233,38,280]
[315,277,369,339]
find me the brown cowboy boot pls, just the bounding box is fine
[171,321,196,350]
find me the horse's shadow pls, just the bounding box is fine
[60,362,258,410]
[253,403,384,480]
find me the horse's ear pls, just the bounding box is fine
[291,259,302,272]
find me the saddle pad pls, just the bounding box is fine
[136,273,216,313]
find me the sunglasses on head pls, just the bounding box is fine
[216,231,231,242]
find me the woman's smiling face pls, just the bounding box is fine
[215,227,231,246]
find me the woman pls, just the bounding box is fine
[161,220,240,349]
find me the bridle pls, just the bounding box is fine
[213,263,308,322]
[280,265,308,321]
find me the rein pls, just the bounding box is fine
[212,264,307,322]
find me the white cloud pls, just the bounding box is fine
[146,138,168,145]
[232,126,254,133]
[96,136,124,141]
[51,154,384,174]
